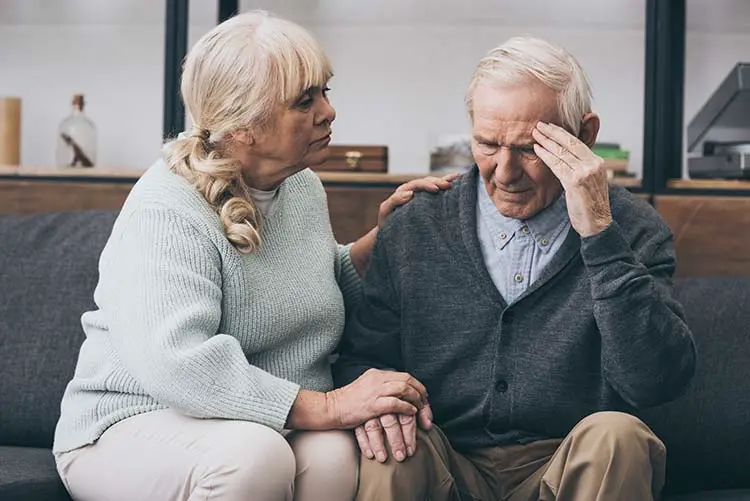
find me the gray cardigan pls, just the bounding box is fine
[333,166,696,451]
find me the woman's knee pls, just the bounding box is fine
[289,430,358,475]
[288,430,358,500]
[204,422,296,500]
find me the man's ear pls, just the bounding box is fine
[579,113,600,149]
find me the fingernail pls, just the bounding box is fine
[365,449,374,459]
[407,447,414,456]
[537,121,546,128]
[395,451,405,462]
[377,452,387,462]
[402,190,414,197]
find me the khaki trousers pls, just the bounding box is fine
[356,411,666,501]
[55,409,358,501]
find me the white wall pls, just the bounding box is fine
[1,0,749,176]
[0,0,217,171]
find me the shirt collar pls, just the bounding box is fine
[477,176,570,253]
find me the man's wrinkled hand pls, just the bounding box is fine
[354,404,433,463]
[532,121,612,238]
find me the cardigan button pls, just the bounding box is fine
[495,379,509,393]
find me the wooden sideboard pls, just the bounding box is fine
[655,194,750,277]
[3,166,749,277]
[0,166,417,245]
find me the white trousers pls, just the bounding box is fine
[55,409,358,501]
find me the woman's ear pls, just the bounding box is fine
[231,129,255,146]
[579,113,600,149]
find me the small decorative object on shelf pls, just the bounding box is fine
[429,134,472,176]
[0,97,21,166]
[592,143,634,179]
[315,145,388,173]
[56,94,96,168]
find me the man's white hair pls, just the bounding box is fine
[466,37,593,135]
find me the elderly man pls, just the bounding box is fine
[333,37,695,501]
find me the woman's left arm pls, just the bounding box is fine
[348,174,458,276]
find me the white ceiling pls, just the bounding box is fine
[0,0,748,32]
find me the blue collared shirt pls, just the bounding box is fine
[476,176,571,305]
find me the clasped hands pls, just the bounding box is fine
[327,368,433,463]
[355,401,434,464]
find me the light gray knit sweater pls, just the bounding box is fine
[53,161,361,454]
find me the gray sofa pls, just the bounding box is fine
[0,210,748,500]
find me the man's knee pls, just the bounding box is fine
[205,422,296,500]
[572,411,666,457]
[358,427,446,492]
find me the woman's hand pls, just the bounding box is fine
[377,173,459,228]
[325,369,429,429]
[349,173,460,276]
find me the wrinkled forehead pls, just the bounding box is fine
[471,81,560,131]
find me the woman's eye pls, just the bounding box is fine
[322,86,331,97]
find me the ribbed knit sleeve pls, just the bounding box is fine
[101,206,300,431]
[336,243,362,311]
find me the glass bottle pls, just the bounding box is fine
[56,94,96,167]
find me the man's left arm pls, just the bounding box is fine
[532,120,696,408]
[580,219,696,407]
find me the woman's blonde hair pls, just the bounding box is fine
[465,37,592,135]
[162,10,333,253]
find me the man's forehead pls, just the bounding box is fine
[472,81,559,123]
[473,119,536,141]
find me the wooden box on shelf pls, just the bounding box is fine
[313,145,388,173]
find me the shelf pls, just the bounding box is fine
[0,165,144,181]
[610,177,642,188]
[0,165,643,190]
[315,171,420,185]
[667,179,750,190]
[0,165,423,186]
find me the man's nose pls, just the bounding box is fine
[492,148,523,185]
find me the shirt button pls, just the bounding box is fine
[514,273,524,283]
[495,379,509,393]
[521,226,530,234]
[500,232,507,240]
[540,238,549,246]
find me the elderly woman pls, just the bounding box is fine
[52,11,451,501]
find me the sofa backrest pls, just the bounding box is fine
[0,210,118,447]
[1,210,749,496]
[640,276,750,495]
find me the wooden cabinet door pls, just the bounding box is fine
[324,186,392,244]
[655,195,750,277]
[0,179,133,215]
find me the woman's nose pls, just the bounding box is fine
[317,98,336,125]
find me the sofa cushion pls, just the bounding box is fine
[0,211,118,447]
[639,277,750,495]
[0,446,71,500]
